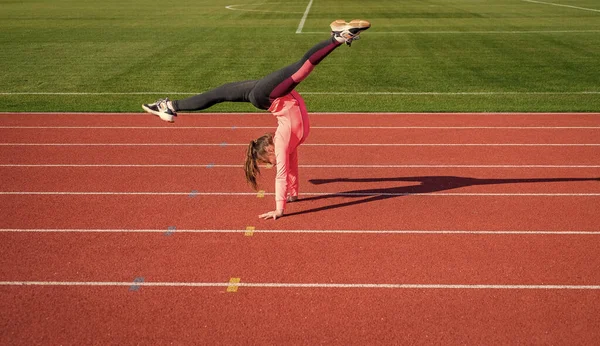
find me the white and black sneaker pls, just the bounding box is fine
[330,19,371,46]
[142,98,177,122]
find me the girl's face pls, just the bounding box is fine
[262,144,276,165]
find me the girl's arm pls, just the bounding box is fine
[274,142,289,213]
[259,128,290,220]
[287,149,299,200]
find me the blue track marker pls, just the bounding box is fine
[165,226,176,236]
[220,142,228,147]
[206,163,214,168]
[231,126,237,130]
[129,277,145,291]
[189,190,199,198]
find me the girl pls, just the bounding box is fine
[142,19,371,220]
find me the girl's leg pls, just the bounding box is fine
[249,36,343,110]
[250,19,371,109]
[171,80,258,111]
[141,80,258,122]
[143,20,370,121]
[144,37,340,120]
[145,36,337,115]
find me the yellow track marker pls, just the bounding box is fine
[256,190,265,198]
[227,278,241,292]
[245,226,255,237]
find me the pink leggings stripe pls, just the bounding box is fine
[291,61,315,83]
[269,39,341,102]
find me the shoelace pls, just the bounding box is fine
[157,99,169,111]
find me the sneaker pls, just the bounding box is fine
[142,98,177,122]
[330,19,371,46]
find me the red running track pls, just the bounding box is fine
[1,112,600,344]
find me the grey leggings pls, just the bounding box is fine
[172,37,342,111]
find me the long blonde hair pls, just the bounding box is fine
[244,133,274,190]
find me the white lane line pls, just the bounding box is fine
[0,143,246,146]
[2,91,600,95]
[225,3,303,14]
[1,192,598,196]
[2,126,600,129]
[2,112,598,119]
[522,0,600,13]
[313,143,599,147]
[1,228,598,235]
[215,111,600,115]
[306,91,600,95]
[301,30,600,34]
[296,0,313,33]
[1,143,599,146]
[1,280,599,290]
[1,164,600,168]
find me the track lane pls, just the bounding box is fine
[2,127,599,144]
[1,166,599,194]
[1,231,600,284]
[2,287,598,345]
[0,194,598,231]
[2,112,600,127]
[1,145,600,165]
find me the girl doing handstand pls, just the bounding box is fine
[142,19,371,219]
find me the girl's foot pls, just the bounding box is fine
[142,98,177,122]
[330,19,371,46]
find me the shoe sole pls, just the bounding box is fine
[330,19,348,32]
[330,19,371,35]
[142,104,174,123]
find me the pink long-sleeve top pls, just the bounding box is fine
[267,90,310,212]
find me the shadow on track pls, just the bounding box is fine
[285,176,600,217]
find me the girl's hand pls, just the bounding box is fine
[259,209,284,220]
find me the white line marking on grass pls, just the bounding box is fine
[301,30,600,34]
[303,91,600,96]
[3,112,596,115]
[1,164,599,168]
[1,143,599,147]
[1,192,599,197]
[522,0,600,13]
[296,0,313,33]
[0,92,191,95]
[1,280,599,290]
[2,91,600,96]
[1,228,599,235]
[225,3,303,14]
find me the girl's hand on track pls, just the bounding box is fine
[259,210,284,220]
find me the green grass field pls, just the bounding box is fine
[1,0,599,112]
